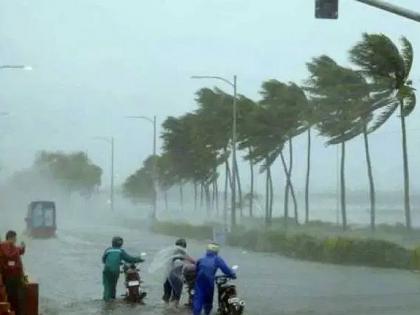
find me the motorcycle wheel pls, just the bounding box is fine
[227,303,244,315]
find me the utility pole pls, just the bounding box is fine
[126,115,158,219]
[110,137,115,212]
[191,75,238,230]
[93,137,115,211]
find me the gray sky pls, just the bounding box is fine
[0,0,419,194]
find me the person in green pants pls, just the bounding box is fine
[102,236,144,301]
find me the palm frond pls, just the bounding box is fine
[400,36,413,82]
[401,89,416,117]
[367,102,399,133]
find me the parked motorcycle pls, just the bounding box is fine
[215,266,245,315]
[121,253,147,303]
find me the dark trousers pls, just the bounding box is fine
[163,273,183,302]
[4,277,25,315]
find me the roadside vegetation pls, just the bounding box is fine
[152,220,420,270]
[124,32,417,233]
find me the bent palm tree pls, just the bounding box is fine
[350,34,416,230]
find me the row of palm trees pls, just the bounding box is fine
[124,33,416,231]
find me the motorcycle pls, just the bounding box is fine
[215,266,245,315]
[183,263,196,307]
[121,253,147,303]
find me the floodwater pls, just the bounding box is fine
[23,218,420,315]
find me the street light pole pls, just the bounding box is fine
[231,75,238,228]
[93,137,114,211]
[110,137,115,212]
[0,65,32,70]
[126,115,158,219]
[355,0,420,23]
[191,75,238,229]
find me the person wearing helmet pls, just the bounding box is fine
[102,236,144,301]
[162,238,195,308]
[193,242,236,315]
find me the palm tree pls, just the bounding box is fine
[302,100,319,223]
[259,80,307,224]
[350,33,416,230]
[306,56,370,231]
[237,95,259,217]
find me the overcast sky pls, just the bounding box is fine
[0,0,419,195]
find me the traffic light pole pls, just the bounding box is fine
[355,0,420,22]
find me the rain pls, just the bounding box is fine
[1,1,420,315]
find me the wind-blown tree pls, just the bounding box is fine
[239,81,306,227]
[123,156,156,206]
[350,33,416,230]
[155,153,176,211]
[34,151,102,197]
[258,80,307,224]
[240,104,281,226]
[237,95,259,217]
[302,99,320,223]
[161,112,222,214]
[306,56,371,231]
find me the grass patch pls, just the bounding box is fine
[152,220,420,270]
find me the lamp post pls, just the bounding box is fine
[93,137,114,211]
[191,75,238,229]
[126,115,157,219]
[0,65,32,70]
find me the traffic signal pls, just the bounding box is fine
[315,0,339,19]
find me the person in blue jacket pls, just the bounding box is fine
[193,242,236,315]
[102,236,144,301]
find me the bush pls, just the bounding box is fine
[152,221,419,271]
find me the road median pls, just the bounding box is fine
[152,220,420,270]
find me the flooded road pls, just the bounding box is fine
[23,220,420,315]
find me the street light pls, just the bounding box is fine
[126,115,157,219]
[93,137,114,212]
[191,75,238,229]
[0,65,32,70]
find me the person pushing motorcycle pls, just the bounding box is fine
[102,236,144,301]
[193,242,236,315]
[162,238,195,308]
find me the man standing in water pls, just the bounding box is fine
[162,238,195,308]
[102,236,144,301]
[193,242,236,315]
[0,230,26,315]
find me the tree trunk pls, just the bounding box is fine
[363,125,376,231]
[280,151,299,224]
[280,151,289,227]
[164,190,168,211]
[224,161,229,222]
[400,104,411,230]
[215,179,219,216]
[265,159,272,227]
[205,184,211,215]
[268,166,274,221]
[288,138,299,223]
[200,184,204,209]
[284,149,290,222]
[179,184,184,211]
[305,129,311,224]
[194,182,198,212]
[340,142,347,231]
[234,158,243,217]
[249,155,254,218]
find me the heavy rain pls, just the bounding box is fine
[1,1,420,315]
